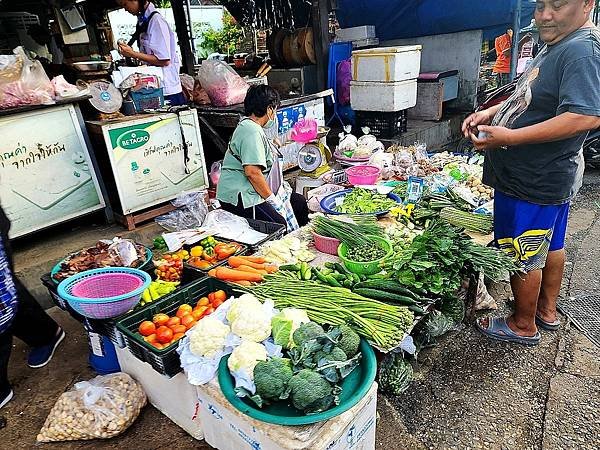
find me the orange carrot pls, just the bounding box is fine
[228,256,266,270]
[232,280,252,286]
[237,265,268,275]
[215,267,263,282]
[236,255,267,264]
[265,264,278,274]
[208,269,217,277]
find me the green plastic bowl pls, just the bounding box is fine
[338,236,393,276]
[218,339,377,426]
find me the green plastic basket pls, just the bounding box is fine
[337,236,393,276]
[217,339,377,426]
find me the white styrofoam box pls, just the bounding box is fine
[197,378,377,450]
[351,80,418,112]
[352,45,422,82]
[335,25,376,42]
[115,346,203,440]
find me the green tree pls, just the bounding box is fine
[198,11,243,55]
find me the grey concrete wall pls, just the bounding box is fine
[382,29,483,111]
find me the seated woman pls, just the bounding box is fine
[217,85,309,229]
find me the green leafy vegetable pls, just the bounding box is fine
[335,188,397,214]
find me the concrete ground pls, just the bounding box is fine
[2,173,600,449]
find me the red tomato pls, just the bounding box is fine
[171,324,187,334]
[151,342,164,350]
[156,326,174,344]
[181,314,196,329]
[211,299,224,309]
[153,313,169,327]
[138,321,156,337]
[172,332,185,342]
[144,333,157,344]
[196,297,210,307]
[208,292,215,302]
[214,290,227,302]
[166,316,181,328]
[176,304,193,319]
[204,306,215,316]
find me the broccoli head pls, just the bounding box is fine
[337,324,360,357]
[288,369,335,413]
[292,322,325,347]
[314,346,348,366]
[253,357,293,403]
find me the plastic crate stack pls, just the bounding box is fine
[350,45,422,138]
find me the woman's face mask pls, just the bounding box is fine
[264,107,277,130]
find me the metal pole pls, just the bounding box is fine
[510,0,522,81]
[185,0,196,55]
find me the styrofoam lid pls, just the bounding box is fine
[352,45,422,55]
[350,79,417,86]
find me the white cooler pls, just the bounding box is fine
[352,45,422,82]
[350,79,418,112]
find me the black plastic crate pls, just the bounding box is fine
[239,219,286,253]
[116,277,237,377]
[355,110,408,138]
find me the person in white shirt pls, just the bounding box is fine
[118,0,186,105]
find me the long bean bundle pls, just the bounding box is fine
[242,272,414,350]
[312,215,384,248]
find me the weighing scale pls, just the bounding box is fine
[78,80,123,117]
[295,127,333,196]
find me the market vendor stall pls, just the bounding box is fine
[0,97,110,238]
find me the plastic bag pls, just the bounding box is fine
[336,59,352,105]
[51,75,81,98]
[210,160,222,186]
[192,78,211,105]
[107,238,139,267]
[155,190,209,231]
[180,73,195,102]
[306,184,345,212]
[0,47,54,109]
[202,209,268,244]
[197,60,249,107]
[290,118,318,143]
[37,373,146,442]
[368,150,394,179]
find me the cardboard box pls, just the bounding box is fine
[197,379,377,450]
[115,346,203,440]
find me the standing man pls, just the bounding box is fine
[493,28,514,86]
[462,0,600,346]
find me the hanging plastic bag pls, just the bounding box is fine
[0,47,54,109]
[155,190,209,231]
[180,73,195,102]
[209,160,222,186]
[37,373,146,442]
[197,60,249,107]
[290,118,318,143]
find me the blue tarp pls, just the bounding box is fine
[336,0,536,41]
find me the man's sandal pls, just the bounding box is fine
[476,316,541,346]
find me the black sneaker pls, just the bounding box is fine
[0,387,13,409]
[27,328,65,369]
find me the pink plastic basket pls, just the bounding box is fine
[57,268,151,320]
[345,165,381,186]
[312,232,341,255]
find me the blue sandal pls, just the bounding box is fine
[535,315,561,331]
[476,317,541,346]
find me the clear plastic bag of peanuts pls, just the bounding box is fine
[37,373,146,442]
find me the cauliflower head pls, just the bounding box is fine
[189,317,230,358]
[226,294,263,324]
[228,341,268,379]
[271,308,310,349]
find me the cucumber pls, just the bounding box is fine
[332,273,346,281]
[343,279,353,288]
[302,267,312,281]
[352,273,361,284]
[321,268,333,276]
[334,263,352,276]
[354,280,419,300]
[353,288,417,305]
[408,305,426,315]
[325,262,336,270]
[300,262,309,272]
[279,264,301,272]
[325,275,342,287]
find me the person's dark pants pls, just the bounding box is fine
[0,206,59,392]
[221,193,310,229]
[165,91,188,106]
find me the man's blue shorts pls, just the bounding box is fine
[494,190,569,272]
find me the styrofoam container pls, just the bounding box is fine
[197,378,377,450]
[115,346,204,440]
[352,45,422,82]
[351,79,418,112]
[335,25,376,42]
